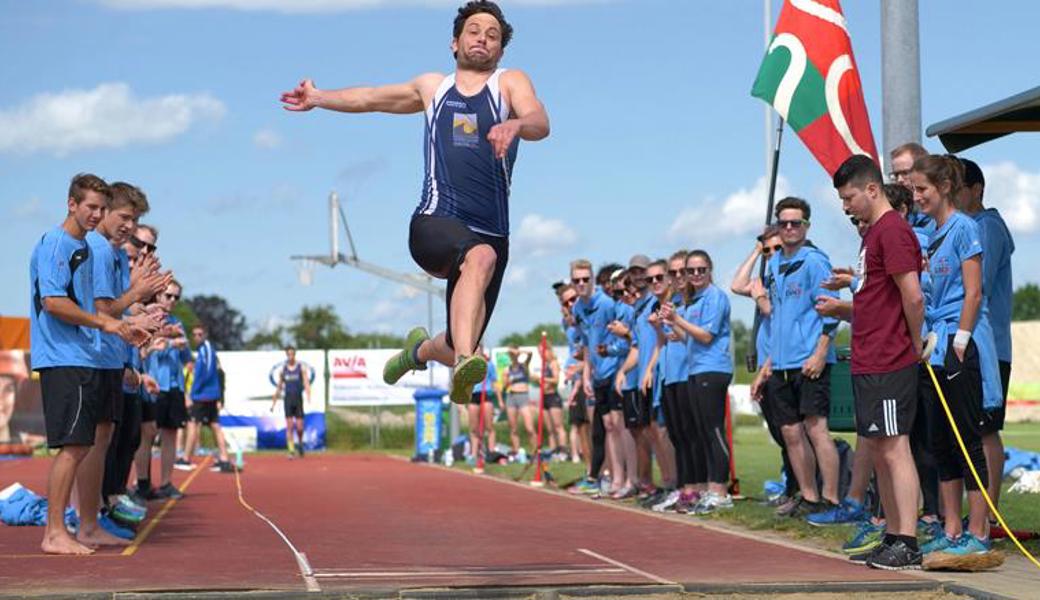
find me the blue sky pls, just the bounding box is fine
[2,0,1039,346]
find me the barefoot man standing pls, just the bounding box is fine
[280,0,549,402]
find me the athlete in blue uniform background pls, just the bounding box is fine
[282,1,549,405]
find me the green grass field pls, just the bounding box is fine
[324,409,1040,556]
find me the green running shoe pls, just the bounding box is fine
[382,327,429,385]
[842,519,885,555]
[449,354,487,404]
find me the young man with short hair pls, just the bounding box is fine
[763,197,842,516]
[185,324,232,471]
[834,155,926,569]
[31,174,149,554]
[272,345,312,458]
[282,0,549,404]
[90,182,167,534]
[890,143,933,241]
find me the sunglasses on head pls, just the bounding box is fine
[648,274,666,283]
[571,276,590,284]
[684,266,710,276]
[777,219,808,229]
[129,237,157,252]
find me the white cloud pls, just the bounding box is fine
[370,299,400,320]
[98,0,602,13]
[512,213,577,257]
[0,83,225,156]
[253,128,282,149]
[10,197,46,219]
[668,175,792,243]
[504,265,529,287]
[982,161,1040,233]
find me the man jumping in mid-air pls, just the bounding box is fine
[281,0,550,403]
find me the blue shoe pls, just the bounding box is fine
[842,520,885,555]
[921,533,957,554]
[807,497,866,526]
[917,518,943,542]
[64,508,79,534]
[939,532,992,556]
[99,512,135,540]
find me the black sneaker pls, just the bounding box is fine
[867,539,922,571]
[297,445,305,458]
[775,495,804,517]
[789,498,825,518]
[219,460,235,473]
[154,482,184,500]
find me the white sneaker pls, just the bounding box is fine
[693,492,733,515]
[652,490,681,512]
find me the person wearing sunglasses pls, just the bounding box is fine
[567,259,626,496]
[763,196,842,519]
[660,250,734,514]
[731,225,800,510]
[557,284,591,472]
[603,268,639,499]
[614,255,670,502]
[139,280,192,502]
[649,250,698,513]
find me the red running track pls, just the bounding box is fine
[0,454,917,595]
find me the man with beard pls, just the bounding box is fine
[281,0,549,404]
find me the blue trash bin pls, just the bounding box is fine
[414,388,447,460]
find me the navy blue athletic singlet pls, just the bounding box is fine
[415,69,518,237]
[282,362,304,397]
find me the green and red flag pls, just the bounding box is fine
[752,0,878,175]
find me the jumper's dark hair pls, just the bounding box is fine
[775,196,811,221]
[912,154,964,201]
[833,154,883,189]
[453,1,512,51]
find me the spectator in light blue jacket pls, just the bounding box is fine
[763,197,842,515]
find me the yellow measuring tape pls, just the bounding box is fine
[921,352,1040,570]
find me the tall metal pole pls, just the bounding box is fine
[880,0,922,174]
[764,0,773,180]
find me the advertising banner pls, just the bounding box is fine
[0,350,44,451]
[327,349,450,407]
[218,350,326,451]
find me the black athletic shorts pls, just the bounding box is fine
[190,400,221,425]
[39,367,102,448]
[853,363,918,438]
[594,382,623,412]
[155,389,188,430]
[767,366,832,426]
[409,215,508,352]
[98,368,124,424]
[542,392,563,410]
[622,389,651,429]
[982,360,1011,434]
[284,391,304,419]
[141,399,157,424]
[569,387,588,425]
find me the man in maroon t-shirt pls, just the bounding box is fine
[833,155,926,571]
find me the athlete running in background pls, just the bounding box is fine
[272,345,311,458]
[281,0,549,404]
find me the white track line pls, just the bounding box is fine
[234,469,321,592]
[313,567,625,578]
[578,548,676,585]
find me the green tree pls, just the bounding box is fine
[349,331,404,349]
[499,323,566,347]
[171,301,200,336]
[290,305,352,350]
[244,327,287,351]
[184,294,247,350]
[1013,283,1040,321]
[731,318,750,372]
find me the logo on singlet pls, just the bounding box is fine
[452,112,479,148]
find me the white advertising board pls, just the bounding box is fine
[327,349,450,407]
